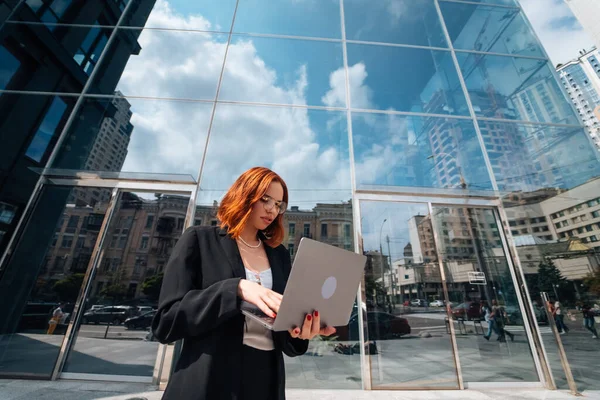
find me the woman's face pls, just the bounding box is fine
[248,181,284,232]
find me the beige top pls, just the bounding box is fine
[238,241,275,351]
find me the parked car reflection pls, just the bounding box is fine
[125,310,156,330]
[337,311,411,341]
[451,302,482,321]
[81,306,135,325]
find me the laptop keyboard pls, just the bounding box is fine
[243,307,275,324]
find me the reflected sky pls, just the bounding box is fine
[352,113,493,191]
[198,104,351,208]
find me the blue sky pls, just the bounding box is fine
[110,0,596,208]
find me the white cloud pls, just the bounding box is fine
[322,63,372,109]
[117,1,352,208]
[519,0,595,65]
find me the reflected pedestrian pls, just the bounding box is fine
[47,303,65,335]
[582,302,598,339]
[553,299,570,335]
[492,299,514,342]
[481,300,499,341]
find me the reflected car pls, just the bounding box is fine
[125,311,156,330]
[81,306,134,325]
[336,312,411,341]
[451,302,482,321]
[410,299,428,307]
[430,300,444,307]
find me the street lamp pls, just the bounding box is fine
[427,153,467,189]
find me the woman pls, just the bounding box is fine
[481,300,498,341]
[152,167,336,400]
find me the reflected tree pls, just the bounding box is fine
[141,273,163,301]
[53,273,85,302]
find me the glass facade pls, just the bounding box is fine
[0,0,599,394]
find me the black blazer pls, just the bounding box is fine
[152,226,309,400]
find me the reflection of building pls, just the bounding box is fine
[512,77,568,124]
[558,48,600,150]
[71,93,134,206]
[566,0,600,50]
[283,202,353,259]
[504,178,600,249]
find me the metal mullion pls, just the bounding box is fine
[348,107,472,120]
[340,0,370,390]
[493,206,557,390]
[51,187,121,380]
[428,202,464,390]
[346,39,450,52]
[433,0,499,193]
[194,0,239,187]
[454,49,547,61]
[231,31,341,43]
[438,0,519,10]
[4,20,117,29]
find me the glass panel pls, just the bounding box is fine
[360,201,458,388]
[476,121,600,193]
[0,186,108,377]
[89,29,228,99]
[63,190,190,377]
[504,179,600,390]
[234,0,341,39]
[122,0,237,31]
[12,0,127,26]
[196,103,356,388]
[453,0,518,6]
[351,112,493,191]
[219,36,344,107]
[0,24,114,93]
[440,2,543,57]
[346,44,468,115]
[50,97,212,179]
[0,45,20,90]
[343,0,447,48]
[457,53,579,124]
[25,97,69,163]
[431,206,538,382]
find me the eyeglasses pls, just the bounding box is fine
[260,195,287,215]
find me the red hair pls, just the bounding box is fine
[217,167,288,247]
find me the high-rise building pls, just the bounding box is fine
[1,0,600,395]
[565,0,600,49]
[558,47,600,149]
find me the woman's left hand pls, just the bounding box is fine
[288,311,336,340]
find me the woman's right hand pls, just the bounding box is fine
[237,279,282,318]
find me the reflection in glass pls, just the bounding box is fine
[219,36,344,107]
[234,0,341,39]
[432,206,538,382]
[0,186,105,377]
[352,113,492,190]
[440,2,543,58]
[0,45,20,90]
[503,186,600,390]
[12,0,128,27]
[0,24,114,93]
[360,201,458,388]
[64,191,189,376]
[477,121,600,193]
[23,96,68,163]
[457,53,578,124]
[90,29,228,99]
[50,97,212,178]
[198,104,351,208]
[346,44,468,114]
[122,0,236,32]
[344,0,447,48]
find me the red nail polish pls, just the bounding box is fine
[307,314,312,321]
[295,329,300,334]
[314,310,319,317]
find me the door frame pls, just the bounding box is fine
[353,192,548,390]
[27,176,198,384]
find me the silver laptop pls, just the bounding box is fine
[242,238,366,332]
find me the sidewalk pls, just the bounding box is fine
[1,380,600,400]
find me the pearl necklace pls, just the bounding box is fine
[238,236,262,249]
